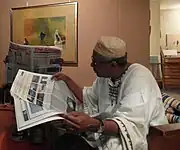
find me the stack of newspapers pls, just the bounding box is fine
[10,69,76,131]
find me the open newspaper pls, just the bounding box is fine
[6,42,62,84]
[10,69,77,131]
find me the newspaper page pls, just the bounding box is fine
[6,42,62,83]
[11,69,76,131]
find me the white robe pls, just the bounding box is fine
[80,63,168,150]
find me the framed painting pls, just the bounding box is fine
[10,2,78,66]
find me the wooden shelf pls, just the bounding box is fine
[161,50,180,89]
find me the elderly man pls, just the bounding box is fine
[52,36,168,150]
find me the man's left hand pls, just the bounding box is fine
[61,112,100,132]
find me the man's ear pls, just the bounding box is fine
[111,61,117,67]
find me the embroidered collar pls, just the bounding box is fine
[108,64,131,86]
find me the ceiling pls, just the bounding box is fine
[160,0,180,9]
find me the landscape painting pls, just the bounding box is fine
[24,16,66,46]
[11,2,78,66]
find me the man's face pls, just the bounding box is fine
[91,51,112,78]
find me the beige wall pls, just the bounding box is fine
[150,0,160,57]
[119,0,150,67]
[160,8,180,49]
[0,0,150,87]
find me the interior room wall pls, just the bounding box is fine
[150,0,160,58]
[160,8,180,49]
[0,0,150,87]
[118,0,150,67]
[0,0,119,87]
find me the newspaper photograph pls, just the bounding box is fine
[11,69,76,131]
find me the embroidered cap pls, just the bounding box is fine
[93,36,127,59]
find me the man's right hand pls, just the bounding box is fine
[52,72,83,103]
[52,72,70,82]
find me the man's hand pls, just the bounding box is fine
[52,72,83,103]
[52,72,70,81]
[50,119,80,134]
[61,112,100,132]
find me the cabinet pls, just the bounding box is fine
[161,50,180,89]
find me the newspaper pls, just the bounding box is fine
[6,42,62,84]
[10,69,76,131]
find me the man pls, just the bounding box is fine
[52,36,168,150]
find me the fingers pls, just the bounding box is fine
[63,118,80,129]
[59,112,88,131]
[54,75,62,81]
[61,112,81,125]
[51,72,64,81]
[61,112,82,118]
[53,72,61,77]
[62,112,87,124]
[66,115,80,125]
[51,120,78,133]
[68,111,82,116]
[51,72,60,80]
[59,113,66,118]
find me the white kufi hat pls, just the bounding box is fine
[94,36,127,59]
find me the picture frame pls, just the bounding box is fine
[10,2,78,66]
[166,34,180,50]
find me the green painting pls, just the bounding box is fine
[24,17,66,46]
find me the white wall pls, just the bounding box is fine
[150,0,160,57]
[160,8,180,49]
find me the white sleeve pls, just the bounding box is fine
[113,68,168,128]
[110,91,150,150]
[82,79,99,115]
[107,69,168,149]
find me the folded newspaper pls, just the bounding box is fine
[10,69,77,131]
